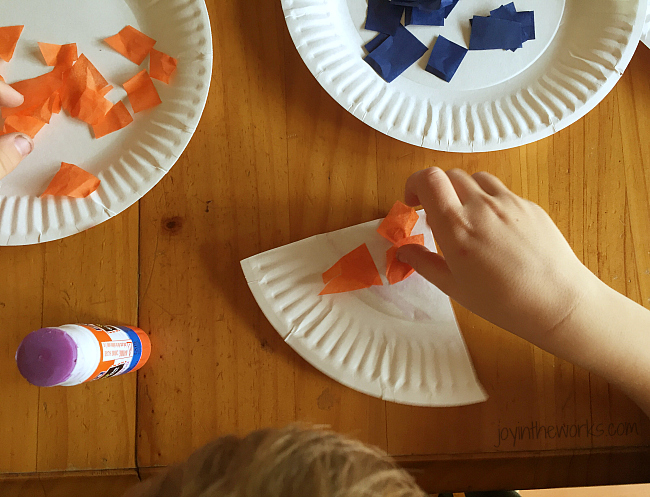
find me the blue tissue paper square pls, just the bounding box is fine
[365,24,428,82]
[390,0,442,12]
[490,3,535,41]
[425,35,467,82]
[490,2,517,17]
[366,0,404,35]
[405,6,445,25]
[365,33,390,53]
[405,0,458,26]
[469,16,525,51]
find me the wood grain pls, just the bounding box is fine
[0,470,139,497]
[136,0,297,467]
[285,23,388,451]
[0,245,43,473]
[520,483,650,497]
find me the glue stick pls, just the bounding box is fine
[15,324,151,387]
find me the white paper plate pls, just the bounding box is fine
[641,0,650,46]
[283,0,644,151]
[0,0,212,245]
[241,211,488,406]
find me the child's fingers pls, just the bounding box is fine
[471,171,511,197]
[445,168,487,205]
[396,243,456,297]
[404,167,463,230]
[0,81,24,108]
[0,133,33,179]
[404,167,461,209]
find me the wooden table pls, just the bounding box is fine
[1,1,650,494]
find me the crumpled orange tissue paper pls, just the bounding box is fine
[40,162,100,198]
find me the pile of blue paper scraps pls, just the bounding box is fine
[364,0,535,83]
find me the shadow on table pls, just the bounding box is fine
[199,241,297,365]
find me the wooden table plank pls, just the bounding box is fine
[136,0,299,466]
[0,245,43,473]
[36,205,139,471]
[618,45,650,311]
[397,449,650,493]
[0,470,140,497]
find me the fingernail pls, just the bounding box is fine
[395,249,405,263]
[14,135,33,157]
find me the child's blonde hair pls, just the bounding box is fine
[126,425,427,497]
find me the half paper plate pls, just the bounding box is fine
[0,0,212,245]
[241,211,488,406]
[282,0,645,151]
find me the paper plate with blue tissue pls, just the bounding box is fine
[282,0,645,151]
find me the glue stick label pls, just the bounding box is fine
[80,324,151,382]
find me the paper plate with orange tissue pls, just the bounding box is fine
[0,0,212,245]
[241,204,488,406]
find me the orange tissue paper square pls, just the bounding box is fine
[149,48,177,84]
[123,70,162,113]
[92,101,133,139]
[38,42,78,69]
[104,26,156,65]
[0,25,24,62]
[40,162,100,198]
[320,243,383,295]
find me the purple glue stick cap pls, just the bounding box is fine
[16,328,78,387]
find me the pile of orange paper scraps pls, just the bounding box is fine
[0,25,177,142]
[0,25,179,198]
[319,201,424,295]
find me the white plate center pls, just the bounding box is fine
[345,0,566,90]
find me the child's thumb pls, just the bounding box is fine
[0,133,33,179]
[396,243,455,296]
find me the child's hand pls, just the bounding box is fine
[397,167,601,343]
[0,81,33,179]
[399,167,650,416]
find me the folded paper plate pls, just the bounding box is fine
[0,0,212,245]
[282,0,645,151]
[241,211,488,406]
